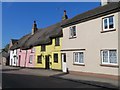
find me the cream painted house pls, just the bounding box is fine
[61,2,120,79]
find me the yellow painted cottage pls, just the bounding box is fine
[35,37,63,70]
[31,10,68,70]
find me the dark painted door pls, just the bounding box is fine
[45,55,50,69]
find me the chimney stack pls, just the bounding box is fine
[101,0,119,6]
[32,20,37,35]
[62,10,68,21]
[101,0,109,6]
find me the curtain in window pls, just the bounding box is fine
[73,26,76,36]
[78,52,83,63]
[29,55,33,64]
[102,50,108,63]
[109,50,117,63]
[109,16,114,29]
[104,19,108,29]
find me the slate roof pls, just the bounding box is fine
[61,2,120,28]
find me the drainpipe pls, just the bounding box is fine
[24,50,27,67]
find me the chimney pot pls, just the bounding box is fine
[62,10,68,20]
[32,20,37,35]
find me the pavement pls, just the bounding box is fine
[51,73,119,89]
[2,65,120,89]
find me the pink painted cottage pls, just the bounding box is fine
[10,21,37,68]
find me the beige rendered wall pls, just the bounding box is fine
[62,12,119,76]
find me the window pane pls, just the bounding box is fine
[74,53,75,62]
[109,50,117,63]
[70,27,73,37]
[37,56,42,63]
[73,26,76,36]
[74,53,76,62]
[102,50,108,63]
[104,18,108,29]
[76,53,78,62]
[70,26,76,37]
[78,52,84,63]
[29,55,33,64]
[55,38,60,46]
[109,16,114,29]
[74,52,84,64]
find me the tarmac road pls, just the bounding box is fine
[1,66,113,89]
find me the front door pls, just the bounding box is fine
[45,55,50,69]
[62,53,67,72]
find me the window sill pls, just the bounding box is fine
[55,45,60,47]
[100,64,119,68]
[69,36,77,39]
[101,29,116,33]
[73,63,85,66]
[41,51,46,52]
[37,63,42,64]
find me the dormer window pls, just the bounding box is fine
[69,26,76,39]
[55,37,60,46]
[41,45,46,52]
[102,16,115,32]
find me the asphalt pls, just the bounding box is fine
[3,72,107,88]
[1,65,119,89]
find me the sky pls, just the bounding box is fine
[2,2,100,48]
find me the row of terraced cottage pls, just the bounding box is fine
[9,1,120,79]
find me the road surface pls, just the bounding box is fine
[2,66,111,89]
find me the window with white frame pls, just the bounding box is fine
[103,16,115,31]
[69,26,76,38]
[73,52,84,64]
[101,50,117,65]
[29,55,33,64]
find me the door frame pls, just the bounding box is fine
[61,53,67,73]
